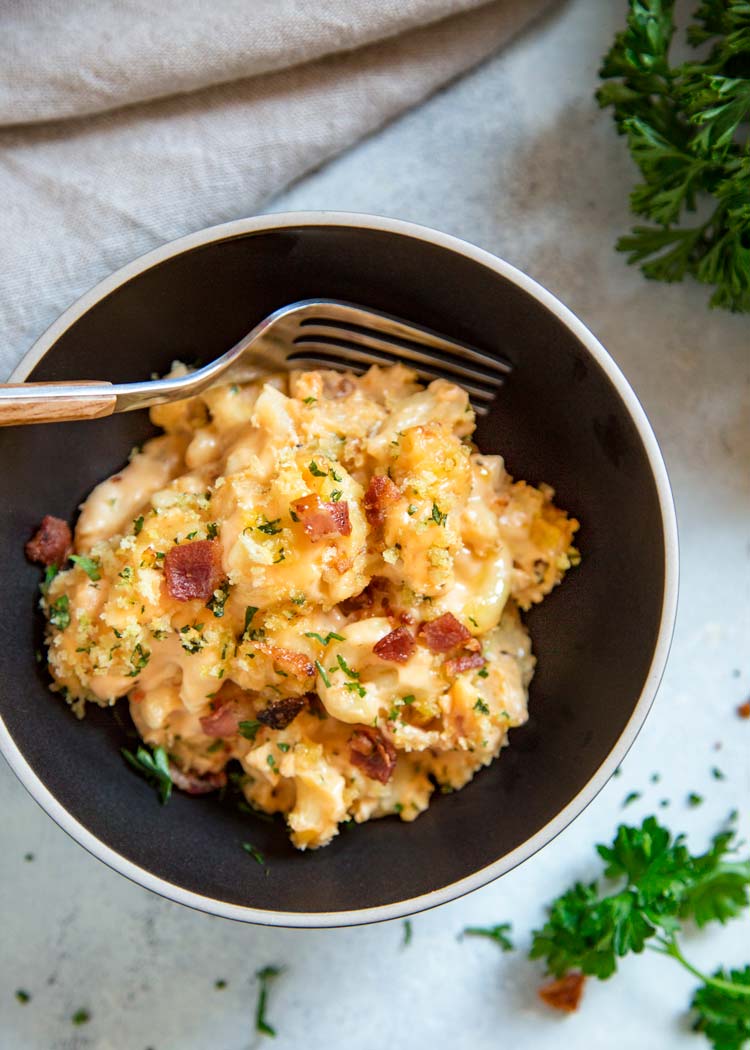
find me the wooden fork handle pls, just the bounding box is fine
[0,381,117,426]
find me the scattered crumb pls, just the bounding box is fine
[23,853,34,862]
[737,701,750,719]
[650,772,661,784]
[15,990,30,1004]
[539,973,586,1012]
[687,793,703,808]
[71,1008,90,1026]
[660,799,670,808]
[711,767,725,781]
[622,791,641,808]
[214,979,227,990]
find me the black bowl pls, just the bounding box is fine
[0,213,678,926]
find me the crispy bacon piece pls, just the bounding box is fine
[164,539,223,601]
[445,651,486,676]
[25,515,72,567]
[200,702,241,738]
[373,626,415,664]
[420,612,471,653]
[538,973,586,1013]
[255,642,314,680]
[349,727,397,784]
[363,475,399,527]
[258,695,307,730]
[292,494,351,540]
[738,700,750,719]
[169,763,227,795]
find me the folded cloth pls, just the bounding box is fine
[0,0,556,376]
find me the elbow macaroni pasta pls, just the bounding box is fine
[42,364,579,850]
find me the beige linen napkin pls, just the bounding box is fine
[0,0,556,376]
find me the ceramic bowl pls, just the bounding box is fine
[0,213,678,926]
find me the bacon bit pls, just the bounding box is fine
[164,539,223,601]
[420,612,471,653]
[292,494,351,540]
[25,515,72,567]
[363,475,400,526]
[349,727,397,784]
[373,626,415,664]
[130,688,146,704]
[257,695,307,730]
[200,702,241,738]
[169,763,227,796]
[255,642,314,680]
[538,973,586,1013]
[445,651,486,676]
[738,700,750,719]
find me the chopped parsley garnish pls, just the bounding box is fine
[315,660,331,688]
[477,667,489,679]
[206,522,219,540]
[289,509,300,523]
[277,742,291,753]
[687,792,704,808]
[242,842,266,866]
[407,504,417,516]
[126,642,151,675]
[121,744,172,803]
[344,681,367,698]
[337,654,360,679]
[711,767,726,781]
[257,518,282,535]
[463,923,514,951]
[206,739,225,753]
[431,502,448,527]
[255,966,283,1037]
[402,695,415,705]
[215,979,227,990]
[474,698,490,715]
[622,790,642,808]
[267,754,279,773]
[273,549,286,563]
[71,1008,90,1026]
[70,554,101,581]
[303,396,317,405]
[118,566,133,581]
[330,468,343,482]
[207,582,230,618]
[291,594,306,606]
[402,920,413,948]
[238,720,261,742]
[40,563,58,596]
[329,489,343,502]
[133,515,144,536]
[243,606,259,637]
[304,631,345,645]
[48,595,70,630]
[308,461,327,477]
[15,989,30,1004]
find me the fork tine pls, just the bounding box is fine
[286,345,496,402]
[293,301,512,379]
[291,330,505,393]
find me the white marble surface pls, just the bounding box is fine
[2,1,749,1047]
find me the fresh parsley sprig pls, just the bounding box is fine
[121,744,172,804]
[530,814,750,1049]
[598,1,750,312]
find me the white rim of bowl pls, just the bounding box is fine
[1,210,679,928]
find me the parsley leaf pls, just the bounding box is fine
[463,923,514,951]
[121,744,172,804]
[48,594,70,630]
[69,554,101,581]
[242,842,266,866]
[691,965,750,1050]
[238,720,261,742]
[207,582,230,618]
[255,966,283,1037]
[308,461,327,477]
[304,631,345,645]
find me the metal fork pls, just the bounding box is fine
[0,299,511,426]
